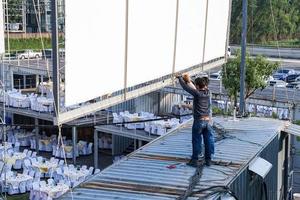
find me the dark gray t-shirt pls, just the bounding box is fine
[178,77,210,119]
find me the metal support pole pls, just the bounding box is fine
[138,140,142,148]
[201,0,209,71]
[111,135,115,156]
[239,0,248,116]
[134,139,137,151]
[94,129,99,169]
[72,126,77,165]
[35,118,39,153]
[171,0,179,82]
[51,0,60,120]
[123,0,129,100]
[225,0,233,61]
[36,75,39,88]
[23,75,26,89]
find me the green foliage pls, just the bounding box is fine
[222,52,279,106]
[230,0,300,44]
[7,0,24,23]
[271,112,278,119]
[212,107,223,115]
[294,120,300,125]
[6,37,64,52]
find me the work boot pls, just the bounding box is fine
[187,159,198,167]
[205,159,211,166]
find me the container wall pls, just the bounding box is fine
[112,135,133,156]
[159,92,183,114]
[229,135,279,200]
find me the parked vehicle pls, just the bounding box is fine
[227,47,231,57]
[268,80,287,88]
[286,81,300,89]
[273,69,295,80]
[17,50,42,59]
[209,71,222,80]
[284,74,300,83]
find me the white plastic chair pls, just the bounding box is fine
[27,150,32,157]
[32,151,37,157]
[19,180,27,193]
[26,179,33,192]
[88,167,94,175]
[13,159,22,170]
[29,170,35,177]
[47,178,55,186]
[52,145,57,156]
[14,142,20,152]
[23,169,29,175]
[23,149,29,154]
[58,160,64,166]
[81,165,87,170]
[37,156,43,163]
[30,181,40,200]
[94,169,100,174]
[87,143,93,155]
[7,183,19,195]
[34,171,41,182]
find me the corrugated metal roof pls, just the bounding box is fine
[60,117,287,200]
[284,123,300,136]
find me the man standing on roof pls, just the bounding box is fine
[176,73,214,167]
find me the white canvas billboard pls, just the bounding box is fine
[204,0,230,62]
[65,0,126,106]
[0,3,5,54]
[64,0,230,107]
[127,0,176,87]
[175,0,207,71]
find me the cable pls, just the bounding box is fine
[192,185,239,200]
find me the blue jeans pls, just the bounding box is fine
[191,119,214,160]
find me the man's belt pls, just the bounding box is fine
[200,116,210,121]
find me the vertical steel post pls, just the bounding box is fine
[239,0,248,116]
[123,0,129,100]
[171,0,179,82]
[72,126,77,165]
[51,0,60,120]
[94,129,99,169]
[35,118,39,153]
[201,0,209,71]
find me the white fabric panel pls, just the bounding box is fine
[175,0,207,71]
[65,0,125,106]
[127,0,176,87]
[0,3,5,54]
[204,0,230,62]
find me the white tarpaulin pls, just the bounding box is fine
[65,0,125,106]
[0,3,5,54]
[175,0,207,71]
[65,0,230,106]
[204,0,230,62]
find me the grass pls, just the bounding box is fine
[5,37,64,53]
[6,193,29,200]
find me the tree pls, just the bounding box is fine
[230,0,300,44]
[222,52,279,107]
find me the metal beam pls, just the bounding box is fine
[58,59,225,124]
[72,126,77,165]
[239,0,248,115]
[51,0,60,121]
[225,0,233,61]
[35,118,39,153]
[94,129,99,169]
